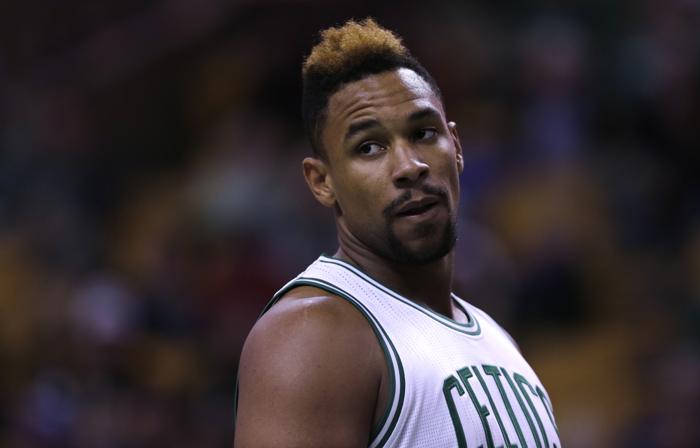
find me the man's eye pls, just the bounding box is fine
[358,142,384,155]
[416,128,438,141]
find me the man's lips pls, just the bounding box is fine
[394,197,441,217]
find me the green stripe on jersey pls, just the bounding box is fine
[273,277,406,448]
[319,256,482,336]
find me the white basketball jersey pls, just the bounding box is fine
[267,255,562,448]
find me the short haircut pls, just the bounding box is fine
[301,18,442,159]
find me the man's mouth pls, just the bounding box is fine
[394,197,440,217]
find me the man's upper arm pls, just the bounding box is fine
[234,290,382,448]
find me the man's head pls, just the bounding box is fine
[301,19,464,265]
[301,18,442,159]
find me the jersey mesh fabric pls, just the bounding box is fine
[274,256,561,448]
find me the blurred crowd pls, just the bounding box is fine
[1,1,698,447]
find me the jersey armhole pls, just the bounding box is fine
[236,278,406,448]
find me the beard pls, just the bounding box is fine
[381,184,458,265]
[385,215,457,265]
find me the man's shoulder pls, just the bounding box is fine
[259,285,370,334]
[236,288,385,446]
[241,285,379,372]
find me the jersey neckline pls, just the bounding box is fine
[317,254,482,336]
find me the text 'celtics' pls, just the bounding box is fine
[443,364,559,448]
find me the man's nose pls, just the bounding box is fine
[391,143,429,188]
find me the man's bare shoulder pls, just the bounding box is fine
[251,285,374,342]
[239,286,380,384]
[235,286,383,447]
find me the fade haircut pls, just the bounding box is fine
[301,18,442,159]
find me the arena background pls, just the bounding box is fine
[1,1,699,446]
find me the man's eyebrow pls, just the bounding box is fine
[343,108,441,143]
[344,119,380,143]
[408,107,442,123]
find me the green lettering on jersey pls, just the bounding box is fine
[473,367,517,448]
[483,365,527,448]
[514,374,549,448]
[457,367,496,448]
[536,386,560,437]
[443,375,468,448]
[502,369,541,448]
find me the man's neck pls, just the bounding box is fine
[333,245,456,320]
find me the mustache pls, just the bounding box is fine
[383,184,449,219]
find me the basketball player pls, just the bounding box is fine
[234,19,561,448]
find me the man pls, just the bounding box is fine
[235,18,561,448]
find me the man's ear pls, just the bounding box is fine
[448,121,464,173]
[302,157,336,208]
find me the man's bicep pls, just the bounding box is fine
[234,297,379,448]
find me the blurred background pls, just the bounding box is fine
[1,0,699,446]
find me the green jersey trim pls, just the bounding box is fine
[267,277,406,448]
[319,255,482,336]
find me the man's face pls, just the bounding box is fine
[316,68,463,265]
